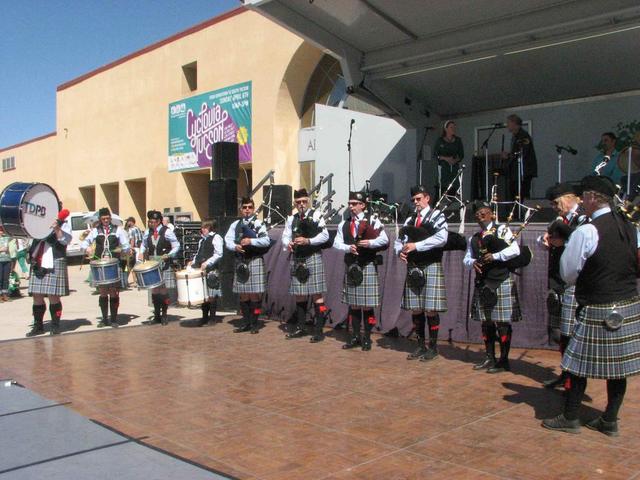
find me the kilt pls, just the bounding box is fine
[471,276,521,323]
[288,252,326,296]
[159,268,177,289]
[28,258,70,297]
[341,262,380,307]
[561,296,640,379]
[233,256,266,294]
[559,285,578,337]
[206,285,222,298]
[90,265,122,289]
[401,262,447,312]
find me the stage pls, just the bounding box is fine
[1,320,639,479]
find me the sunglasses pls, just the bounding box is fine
[241,205,253,209]
[295,199,308,204]
[347,201,363,206]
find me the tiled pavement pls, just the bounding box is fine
[0,317,639,479]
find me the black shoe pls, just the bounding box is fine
[50,325,61,336]
[26,325,45,337]
[234,323,251,333]
[585,416,619,437]
[250,326,260,334]
[419,348,439,362]
[285,328,305,339]
[342,337,361,350]
[148,316,160,325]
[161,315,168,326]
[543,376,564,389]
[407,343,427,360]
[309,334,325,343]
[487,360,510,374]
[97,319,108,328]
[197,317,209,327]
[473,356,495,370]
[542,414,581,434]
[361,340,372,351]
[110,317,119,328]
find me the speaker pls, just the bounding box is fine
[209,179,237,217]
[262,185,292,222]
[213,215,239,311]
[212,142,239,180]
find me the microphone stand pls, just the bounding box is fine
[480,124,500,200]
[347,120,355,192]
[555,145,563,183]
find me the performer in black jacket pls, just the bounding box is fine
[281,188,330,342]
[502,114,537,200]
[26,213,72,336]
[139,210,180,325]
[543,176,640,436]
[463,201,522,373]
[395,185,448,361]
[188,219,223,327]
[540,183,587,389]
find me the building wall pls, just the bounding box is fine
[1,9,323,223]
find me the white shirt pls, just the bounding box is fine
[560,206,609,286]
[463,222,520,269]
[192,232,223,268]
[139,226,180,257]
[35,220,72,268]
[333,212,389,252]
[394,206,448,255]
[224,216,271,252]
[81,224,130,254]
[281,209,330,251]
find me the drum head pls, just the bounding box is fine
[91,258,119,267]
[618,146,640,174]
[133,260,159,272]
[20,183,60,239]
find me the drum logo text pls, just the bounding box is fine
[21,202,47,217]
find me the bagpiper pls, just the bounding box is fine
[333,191,389,351]
[188,219,224,327]
[81,207,130,328]
[224,197,272,334]
[138,210,180,325]
[540,182,587,389]
[395,185,448,362]
[281,188,330,342]
[543,176,640,436]
[463,201,522,373]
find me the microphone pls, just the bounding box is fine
[56,209,70,227]
[567,146,577,155]
[492,123,504,127]
[350,119,355,126]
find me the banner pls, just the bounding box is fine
[168,81,251,172]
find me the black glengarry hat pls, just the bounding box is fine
[98,207,111,217]
[576,175,618,198]
[294,188,309,199]
[410,185,429,197]
[349,191,366,202]
[545,182,576,201]
[472,200,492,213]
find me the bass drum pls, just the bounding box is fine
[0,182,60,239]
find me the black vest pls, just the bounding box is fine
[146,226,172,263]
[575,212,638,305]
[291,209,322,257]
[193,234,220,268]
[469,227,510,283]
[29,232,67,260]
[404,212,444,266]
[95,224,120,258]
[342,218,379,264]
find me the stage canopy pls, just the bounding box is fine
[244,0,640,127]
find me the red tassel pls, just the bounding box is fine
[164,298,170,305]
[430,325,440,331]
[564,377,571,390]
[482,335,488,341]
[367,316,376,326]
[319,305,328,313]
[55,309,62,318]
[253,308,261,315]
[501,335,508,343]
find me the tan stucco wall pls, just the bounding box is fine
[0,134,58,192]
[1,9,323,223]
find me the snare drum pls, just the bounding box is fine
[132,260,163,289]
[90,258,121,286]
[176,269,206,307]
[0,182,60,239]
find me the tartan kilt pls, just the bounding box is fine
[288,252,326,296]
[401,262,447,312]
[233,256,266,294]
[28,258,70,297]
[560,285,578,337]
[471,276,521,323]
[159,268,177,289]
[561,296,640,379]
[341,262,380,307]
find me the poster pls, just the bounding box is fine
[168,81,251,172]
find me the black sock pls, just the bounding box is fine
[603,378,627,422]
[109,296,119,320]
[99,296,109,320]
[209,299,217,320]
[32,304,46,328]
[496,322,512,362]
[201,302,210,320]
[160,294,169,316]
[295,301,307,329]
[250,301,262,327]
[481,322,497,359]
[564,374,587,420]
[349,308,362,337]
[240,300,251,325]
[427,314,440,348]
[412,312,426,340]
[49,303,62,326]
[314,303,327,332]
[363,309,374,341]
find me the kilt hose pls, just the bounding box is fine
[341,262,380,308]
[28,258,70,297]
[401,262,447,312]
[561,296,640,379]
[233,256,266,294]
[288,252,326,296]
[471,276,521,323]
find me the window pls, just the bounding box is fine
[2,156,15,171]
[182,61,197,92]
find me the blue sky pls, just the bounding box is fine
[0,0,240,148]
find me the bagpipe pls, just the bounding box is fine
[234,218,274,257]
